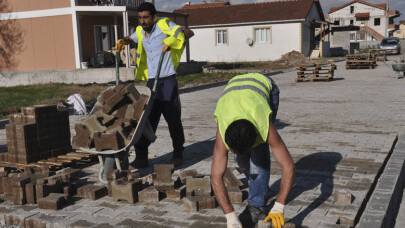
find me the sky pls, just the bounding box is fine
[154,0,405,23]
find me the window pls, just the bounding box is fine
[94,25,111,52]
[397,30,402,35]
[350,6,354,13]
[254,27,271,43]
[350,33,354,40]
[357,31,366,40]
[216,30,228,45]
[374,18,381,26]
[334,20,340,26]
[350,20,354,25]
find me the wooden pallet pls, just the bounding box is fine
[346,60,376,69]
[346,53,371,61]
[296,62,335,83]
[0,150,97,171]
[369,49,387,61]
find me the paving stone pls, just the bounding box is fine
[94,131,125,151]
[38,193,68,210]
[223,168,243,188]
[77,184,108,200]
[227,187,242,203]
[56,168,81,182]
[25,183,36,204]
[25,215,47,228]
[4,210,39,227]
[138,186,162,203]
[186,176,211,196]
[183,195,216,211]
[163,185,186,200]
[176,169,199,183]
[102,92,125,115]
[67,219,97,228]
[2,176,13,196]
[116,218,149,228]
[111,179,143,203]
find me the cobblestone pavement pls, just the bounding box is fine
[1,55,405,227]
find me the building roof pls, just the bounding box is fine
[355,12,369,18]
[173,0,324,26]
[387,9,400,17]
[328,0,386,14]
[180,1,230,10]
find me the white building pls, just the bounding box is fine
[173,0,327,62]
[327,0,400,43]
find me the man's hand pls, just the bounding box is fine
[115,39,125,52]
[225,211,242,228]
[264,202,285,228]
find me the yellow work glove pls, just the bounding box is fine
[225,211,242,228]
[115,39,125,52]
[264,202,285,228]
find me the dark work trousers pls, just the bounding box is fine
[134,75,185,160]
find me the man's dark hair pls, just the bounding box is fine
[225,119,257,155]
[137,2,157,16]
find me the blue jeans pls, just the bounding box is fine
[235,143,271,208]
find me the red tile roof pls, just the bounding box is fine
[173,0,324,26]
[328,0,386,14]
[180,1,230,10]
[388,9,400,17]
[355,12,369,18]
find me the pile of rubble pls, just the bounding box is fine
[72,83,149,151]
[270,50,311,69]
[3,105,71,164]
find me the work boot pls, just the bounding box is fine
[130,158,149,169]
[171,149,183,166]
[238,204,267,227]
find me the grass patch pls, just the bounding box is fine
[0,72,238,119]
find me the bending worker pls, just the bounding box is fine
[115,2,194,168]
[211,73,295,228]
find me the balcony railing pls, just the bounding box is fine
[85,0,153,7]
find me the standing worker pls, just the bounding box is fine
[211,73,295,228]
[115,2,194,168]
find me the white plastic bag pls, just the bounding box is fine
[67,94,88,115]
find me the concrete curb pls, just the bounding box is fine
[357,134,405,228]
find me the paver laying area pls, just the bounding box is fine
[1,55,405,227]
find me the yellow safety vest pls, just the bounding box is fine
[135,18,186,81]
[214,73,273,150]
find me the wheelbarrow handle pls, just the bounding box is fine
[152,44,169,92]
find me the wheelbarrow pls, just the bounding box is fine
[392,63,405,78]
[77,44,169,183]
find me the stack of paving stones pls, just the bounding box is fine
[72,83,149,151]
[3,105,71,164]
[0,166,83,209]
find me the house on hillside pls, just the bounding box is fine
[326,0,400,55]
[393,20,405,39]
[0,0,190,72]
[173,0,328,62]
